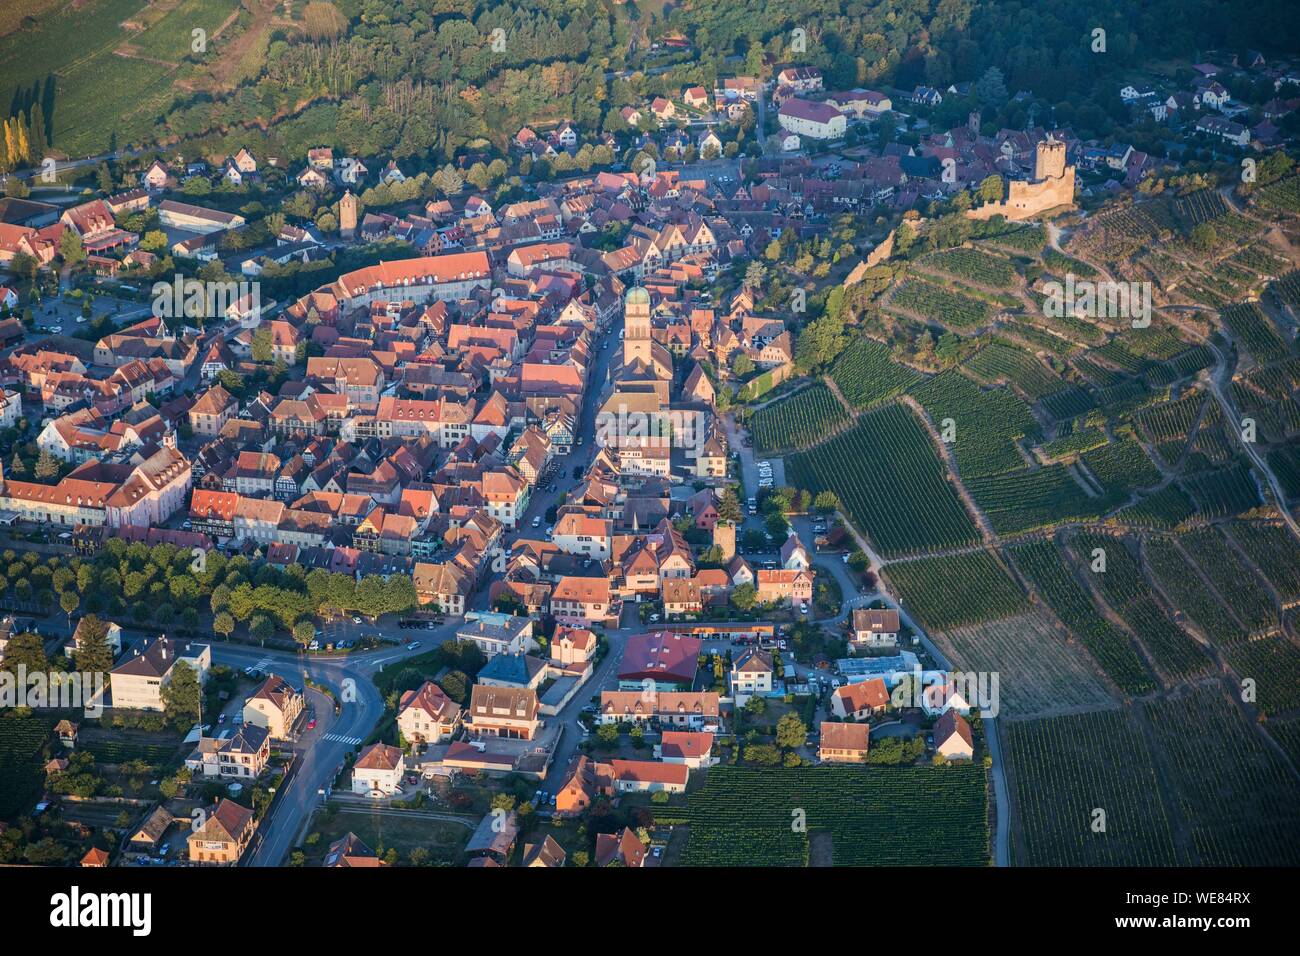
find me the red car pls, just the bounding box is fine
[307,718,317,730]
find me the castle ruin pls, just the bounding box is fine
[966,138,1075,222]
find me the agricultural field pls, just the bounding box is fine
[1220,302,1289,364]
[1010,540,1156,695]
[1180,464,1262,519]
[1178,527,1278,636]
[1265,718,1300,773]
[963,340,1067,400]
[1115,484,1197,529]
[0,713,52,820]
[0,0,216,155]
[784,404,980,558]
[937,609,1116,719]
[883,550,1029,632]
[1143,536,1247,647]
[1074,532,1209,679]
[890,277,994,329]
[1252,173,1300,215]
[909,370,1038,479]
[1143,686,1300,865]
[985,223,1045,254]
[662,766,989,866]
[1221,637,1300,715]
[1079,438,1162,495]
[1135,391,1206,466]
[968,465,1121,535]
[1225,522,1300,602]
[1039,425,1108,460]
[920,247,1017,288]
[828,337,922,409]
[749,384,849,453]
[1006,709,1182,866]
[1041,248,1098,278]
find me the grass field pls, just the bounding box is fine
[659,765,988,866]
[784,403,980,558]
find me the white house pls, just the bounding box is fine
[351,742,405,795]
[777,99,846,140]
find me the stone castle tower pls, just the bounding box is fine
[623,286,652,368]
[1034,138,1068,182]
[339,189,359,239]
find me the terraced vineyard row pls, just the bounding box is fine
[891,277,994,329]
[1225,522,1300,602]
[784,404,980,558]
[748,384,849,453]
[1221,302,1289,364]
[1010,540,1156,695]
[1179,527,1278,636]
[1143,687,1300,865]
[921,247,1017,287]
[963,340,1067,400]
[828,337,922,409]
[1143,536,1247,646]
[1116,484,1197,529]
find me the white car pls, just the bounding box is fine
[352,616,362,625]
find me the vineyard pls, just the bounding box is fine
[1079,438,1162,494]
[937,609,1115,719]
[0,713,52,820]
[828,337,922,409]
[1220,302,1289,364]
[784,404,980,558]
[1252,173,1300,214]
[1222,637,1300,715]
[891,277,994,329]
[1010,540,1156,695]
[1116,484,1196,528]
[1040,425,1107,460]
[1181,464,1262,519]
[1178,527,1277,636]
[1143,687,1300,865]
[662,765,989,866]
[963,340,1068,401]
[909,370,1038,479]
[985,223,1045,254]
[968,465,1121,535]
[920,247,1017,288]
[1006,709,1181,866]
[748,384,849,453]
[1143,536,1246,646]
[883,550,1029,632]
[1225,522,1300,602]
[1074,532,1209,679]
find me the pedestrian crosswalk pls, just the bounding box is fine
[250,657,273,672]
[322,732,362,746]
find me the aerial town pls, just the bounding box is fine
[0,2,1297,906]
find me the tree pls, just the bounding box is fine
[813,490,840,513]
[0,631,46,675]
[596,722,619,746]
[71,614,113,676]
[731,582,757,611]
[292,621,315,646]
[59,588,79,624]
[775,712,808,750]
[60,229,86,267]
[162,660,201,728]
[213,611,235,639]
[975,66,1008,106]
[34,449,60,480]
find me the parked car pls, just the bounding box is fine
[532,515,542,527]
[307,718,317,730]
[407,641,421,651]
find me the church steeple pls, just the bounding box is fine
[623,287,651,369]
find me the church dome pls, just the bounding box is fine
[624,287,650,306]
